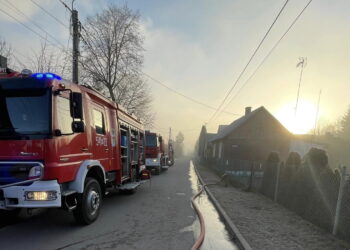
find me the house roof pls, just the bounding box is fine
[217,125,228,133]
[206,133,216,141]
[209,106,282,142]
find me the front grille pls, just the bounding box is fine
[0,162,42,186]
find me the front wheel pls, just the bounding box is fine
[154,166,161,175]
[73,177,102,225]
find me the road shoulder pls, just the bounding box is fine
[194,161,350,250]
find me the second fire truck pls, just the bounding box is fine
[145,131,174,175]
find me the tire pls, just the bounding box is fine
[154,166,161,175]
[73,177,102,225]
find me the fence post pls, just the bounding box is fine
[333,166,347,235]
[274,162,282,202]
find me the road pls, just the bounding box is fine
[0,158,197,250]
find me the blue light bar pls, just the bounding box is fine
[32,72,62,80]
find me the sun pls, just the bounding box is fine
[276,100,318,134]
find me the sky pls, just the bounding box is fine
[0,0,349,153]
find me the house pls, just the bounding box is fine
[197,125,216,161]
[208,106,292,163]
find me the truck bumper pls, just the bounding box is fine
[0,180,61,209]
[145,158,160,167]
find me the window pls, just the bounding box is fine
[146,134,157,147]
[57,96,73,134]
[93,109,105,134]
[1,89,50,136]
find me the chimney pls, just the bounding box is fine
[245,107,252,116]
[0,55,7,68]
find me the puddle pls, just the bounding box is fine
[189,161,238,250]
[180,224,194,233]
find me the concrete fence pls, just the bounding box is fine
[202,148,350,242]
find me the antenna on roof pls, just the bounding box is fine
[294,57,307,121]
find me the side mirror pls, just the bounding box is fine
[70,92,83,119]
[72,121,85,133]
[159,136,163,143]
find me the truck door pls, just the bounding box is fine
[53,92,89,178]
[91,103,111,170]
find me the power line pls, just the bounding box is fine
[57,0,73,12]
[0,8,64,51]
[60,25,72,77]
[79,23,241,116]
[207,0,290,124]
[12,52,26,69]
[215,0,314,120]
[141,71,241,116]
[79,26,108,78]
[153,125,199,134]
[2,0,66,49]
[30,0,70,30]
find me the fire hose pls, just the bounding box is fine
[190,173,228,250]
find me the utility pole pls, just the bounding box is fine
[313,89,322,136]
[72,9,80,84]
[168,127,172,144]
[59,0,79,84]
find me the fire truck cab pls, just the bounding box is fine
[145,131,172,175]
[0,69,148,224]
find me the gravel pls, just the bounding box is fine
[195,163,350,250]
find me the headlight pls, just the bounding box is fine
[25,191,57,201]
[152,159,157,162]
[28,165,42,179]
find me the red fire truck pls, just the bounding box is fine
[145,131,174,175]
[0,68,149,224]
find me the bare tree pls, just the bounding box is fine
[27,40,71,78]
[338,105,350,140]
[311,119,341,137]
[80,4,153,125]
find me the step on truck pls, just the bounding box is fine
[145,131,174,175]
[0,67,150,224]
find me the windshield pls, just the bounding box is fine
[0,88,50,138]
[145,134,157,147]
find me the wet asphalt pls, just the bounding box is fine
[0,158,196,250]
